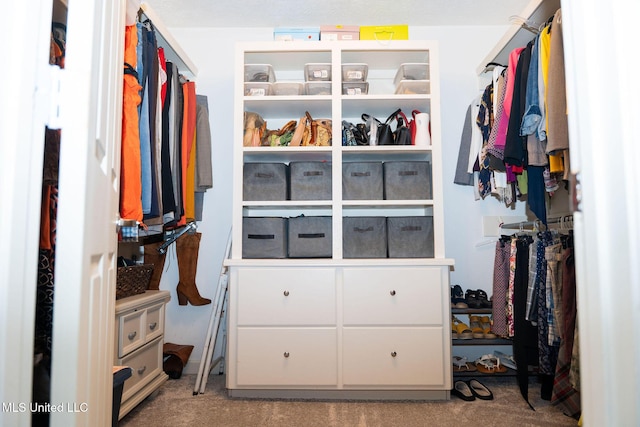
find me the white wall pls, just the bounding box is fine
[160,25,527,373]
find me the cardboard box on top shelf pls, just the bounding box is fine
[320,25,360,41]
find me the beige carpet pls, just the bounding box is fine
[119,374,578,427]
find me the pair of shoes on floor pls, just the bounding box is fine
[474,354,508,374]
[452,355,477,372]
[465,289,492,309]
[452,379,494,401]
[450,284,468,308]
[469,315,497,339]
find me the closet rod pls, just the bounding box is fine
[501,214,573,230]
[139,2,198,79]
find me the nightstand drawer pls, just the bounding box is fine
[120,336,163,402]
[118,309,145,357]
[145,302,164,342]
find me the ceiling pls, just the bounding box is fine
[147,0,533,29]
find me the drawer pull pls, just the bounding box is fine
[391,351,397,358]
[128,331,137,341]
[149,322,157,330]
[283,290,290,297]
[390,290,396,296]
[283,352,290,358]
[137,365,147,375]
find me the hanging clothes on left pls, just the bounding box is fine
[121,24,143,222]
[120,13,214,229]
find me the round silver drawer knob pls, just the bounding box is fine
[149,322,157,330]
[284,352,290,358]
[128,331,137,340]
[137,365,147,375]
[390,290,396,296]
[391,351,397,357]
[283,290,290,296]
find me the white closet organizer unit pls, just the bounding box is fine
[226,40,454,400]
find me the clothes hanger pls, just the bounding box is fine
[509,15,541,35]
[483,62,506,74]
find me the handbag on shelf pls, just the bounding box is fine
[360,113,383,145]
[412,109,431,146]
[262,120,297,146]
[243,111,266,147]
[363,108,402,145]
[291,111,332,146]
[410,109,421,144]
[342,120,368,146]
[394,110,412,145]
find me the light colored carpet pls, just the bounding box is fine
[119,374,578,427]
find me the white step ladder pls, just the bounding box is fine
[193,229,231,395]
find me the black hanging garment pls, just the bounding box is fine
[512,235,537,410]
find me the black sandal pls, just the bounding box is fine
[476,289,492,308]
[465,289,481,308]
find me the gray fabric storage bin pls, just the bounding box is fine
[342,216,387,258]
[290,161,332,200]
[383,161,432,200]
[243,163,288,201]
[387,216,434,258]
[342,162,383,200]
[242,217,288,258]
[288,216,332,258]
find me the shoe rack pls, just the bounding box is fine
[451,307,513,346]
[451,305,515,377]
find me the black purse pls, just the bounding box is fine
[378,109,402,145]
[394,111,412,145]
[361,113,392,145]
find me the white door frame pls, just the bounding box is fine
[1,0,124,426]
[562,0,640,425]
[48,0,125,425]
[0,1,54,426]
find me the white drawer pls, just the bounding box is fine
[342,327,444,387]
[343,267,443,326]
[237,268,336,326]
[236,327,337,386]
[118,309,145,357]
[120,337,163,402]
[145,302,164,342]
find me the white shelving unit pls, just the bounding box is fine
[225,40,454,400]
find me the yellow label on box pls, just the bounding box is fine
[360,25,409,41]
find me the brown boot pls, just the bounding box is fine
[163,343,194,379]
[144,241,166,290]
[175,232,211,306]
